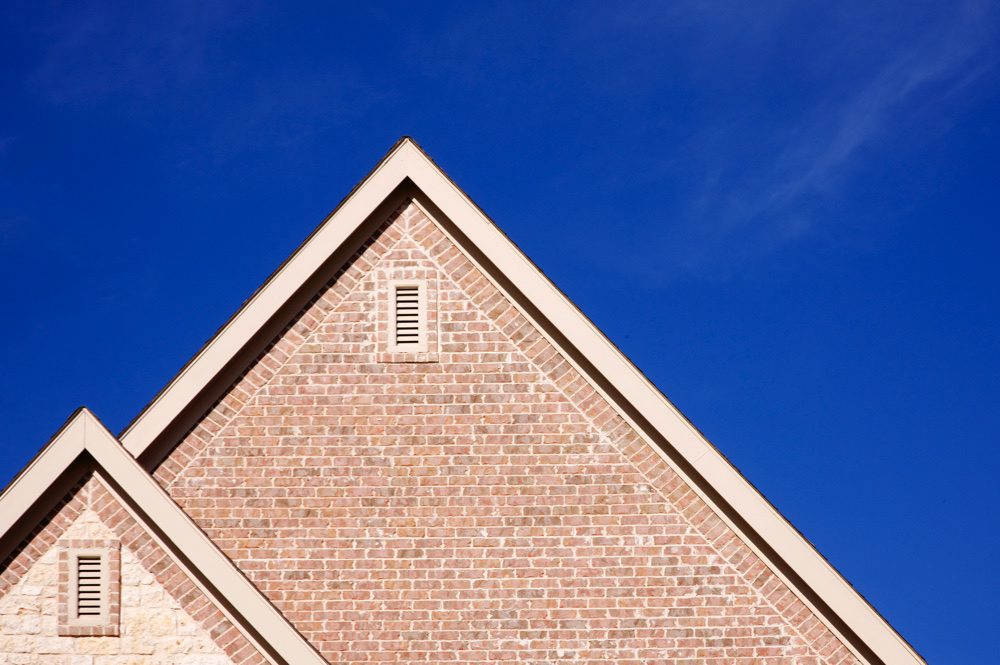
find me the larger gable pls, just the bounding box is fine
[117,139,923,664]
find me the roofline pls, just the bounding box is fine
[115,137,922,664]
[118,136,414,441]
[0,409,327,665]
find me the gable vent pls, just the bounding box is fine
[394,284,421,346]
[76,555,103,617]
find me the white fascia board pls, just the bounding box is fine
[115,138,922,664]
[120,141,416,454]
[0,413,86,540]
[402,142,922,664]
[402,143,922,664]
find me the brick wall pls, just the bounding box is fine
[157,201,861,663]
[0,473,266,664]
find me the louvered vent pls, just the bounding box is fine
[394,285,421,346]
[76,555,103,617]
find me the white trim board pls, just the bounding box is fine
[0,409,327,665]
[115,138,922,664]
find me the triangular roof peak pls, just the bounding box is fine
[0,409,326,665]
[114,137,921,664]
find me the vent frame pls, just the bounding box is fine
[386,279,430,354]
[58,539,120,636]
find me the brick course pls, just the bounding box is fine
[157,201,861,663]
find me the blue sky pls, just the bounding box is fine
[1,2,998,661]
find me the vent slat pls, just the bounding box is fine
[394,285,422,346]
[76,555,103,618]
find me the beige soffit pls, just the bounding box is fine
[118,137,923,665]
[0,408,327,665]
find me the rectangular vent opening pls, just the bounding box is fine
[394,285,421,346]
[76,555,103,617]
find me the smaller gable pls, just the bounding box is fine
[0,409,326,665]
[0,479,245,662]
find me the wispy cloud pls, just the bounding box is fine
[744,4,994,227]
[578,1,1000,281]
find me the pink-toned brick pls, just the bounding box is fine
[153,201,860,663]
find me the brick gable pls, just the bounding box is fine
[156,201,860,664]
